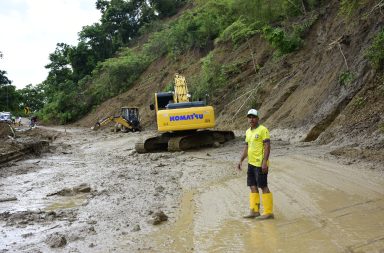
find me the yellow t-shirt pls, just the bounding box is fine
[245,125,270,167]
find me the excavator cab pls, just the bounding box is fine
[120,107,141,131]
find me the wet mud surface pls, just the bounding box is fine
[1,127,383,252]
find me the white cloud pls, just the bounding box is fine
[0,0,100,88]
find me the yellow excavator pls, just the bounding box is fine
[135,74,234,153]
[92,107,141,132]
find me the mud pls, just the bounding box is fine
[0,123,14,139]
[1,127,383,252]
[0,121,58,165]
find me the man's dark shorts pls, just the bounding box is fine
[247,164,268,188]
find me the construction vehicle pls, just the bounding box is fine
[92,107,141,132]
[135,74,234,153]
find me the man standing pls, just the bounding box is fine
[237,109,274,219]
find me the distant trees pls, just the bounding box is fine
[0,70,20,112]
[0,70,11,86]
[0,51,17,112]
[18,84,46,113]
[38,0,187,123]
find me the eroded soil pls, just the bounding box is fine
[1,126,383,253]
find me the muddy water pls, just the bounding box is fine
[149,154,384,253]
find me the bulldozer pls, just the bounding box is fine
[92,107,141,132]
[135,74,234,153]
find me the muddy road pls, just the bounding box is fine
[1,126,383,252]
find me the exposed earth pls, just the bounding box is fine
[1,125,383,252]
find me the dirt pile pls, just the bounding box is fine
[0,126,60,165]
[0,122,13,139]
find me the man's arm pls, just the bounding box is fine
[237,144,248,170]
[261,141,270,173]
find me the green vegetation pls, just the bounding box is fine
[366,29,384,70]
[222,60,248,78]
[218,19,261,46]
[262,26,303,56]
[262,14,318,56]
[353,96,366,108]
[163,81,174,92]
[0,68,45,115]
[339,71,356,86]
[5,0,326,123]
[191,52,227,99]
[339,0,360,17]
[88,49,151,105]
[0,73,19,113]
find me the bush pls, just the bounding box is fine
[163,81,174,92]
[190,52,227,99]
[261,13,318,56]
[339,0,360,17]
[262,25,302,56]
[38,90,87,124]
[366,29,384,70]
[353,96,366,108]
[88,50,151,105]
[218,18,261,46]
[144,0,235,58]
[339,71,355,86]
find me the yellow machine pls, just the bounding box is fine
[92,107,141,132]
[135,74,234,153]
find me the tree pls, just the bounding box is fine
[18,83,46,113]
[68,42,97,82]
[0,70,12,86]
[79,23,115,63]
[0,70,19,112]
[44,43,74,97]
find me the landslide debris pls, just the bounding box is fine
[0,122,14,139]
[0,125,60,165]
[75,1,383,165]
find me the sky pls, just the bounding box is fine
[0,0,101,89]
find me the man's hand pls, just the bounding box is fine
[237,161,242,171]
[261,161,268,173]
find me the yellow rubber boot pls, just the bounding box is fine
[257,193,274,220]
[243,193,260,218]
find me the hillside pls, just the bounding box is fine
[76,0,384,164]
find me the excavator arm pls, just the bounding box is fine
[92,116,140,131]
[92,116,114,130]
[173,74,190,103]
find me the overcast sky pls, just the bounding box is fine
[0,0,101,89]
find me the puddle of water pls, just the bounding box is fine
[133,191,196,252]
[44,194,88,211]
[145,174,384,253]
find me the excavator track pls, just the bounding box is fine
[135,130,235,153]
[135,134,170,153]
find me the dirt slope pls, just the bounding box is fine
[76,1,384,163]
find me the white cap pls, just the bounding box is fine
[247,109,258,117]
